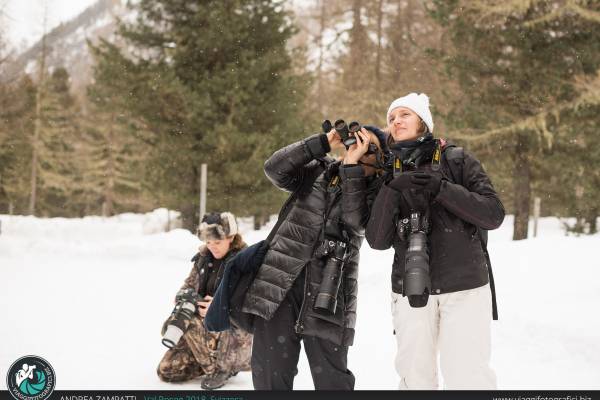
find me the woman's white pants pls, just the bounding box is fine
[391,283,497,390]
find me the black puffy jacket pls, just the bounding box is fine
[365,143,505,295]
[242,133,378,346]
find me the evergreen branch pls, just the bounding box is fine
[462,0,600,26]
[523,1,600,26]
[450,70,600,143]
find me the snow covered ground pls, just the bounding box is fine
[1,210,599,390]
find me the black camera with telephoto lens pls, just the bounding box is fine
[161,288,202,348]
[397,211,431,308]
[313,239,348,314]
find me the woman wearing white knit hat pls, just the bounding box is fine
[366,93,505,389]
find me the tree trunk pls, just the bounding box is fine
[29,73,44,216]
[28,8,48,216]
[588,207,598,234]
[346,0,365,87]
[253,213,267,230]
[181,166,200,233]
[103,112,116,217]
[316,0,326,115]
[512,133,531,240]
[181,202,197,233]
[374,0,384,92]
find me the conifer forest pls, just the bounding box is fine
[1,0,599,239]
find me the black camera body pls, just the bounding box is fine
[398,212,431,308]
[313,239,348,314]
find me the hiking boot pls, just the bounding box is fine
[200,370,232,390]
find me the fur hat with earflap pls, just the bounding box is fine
[197,212,238,241]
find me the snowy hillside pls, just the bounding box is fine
[0,211,599,390]
[8,0,132,95]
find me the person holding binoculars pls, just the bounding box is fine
[241,124,386,390]
[365,93,505,389]
[157,212,252,390]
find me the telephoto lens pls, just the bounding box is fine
[314,240,347,314]
[403,212,431,308]
[161,288,200,348]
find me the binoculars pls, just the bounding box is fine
[322,119,361,149]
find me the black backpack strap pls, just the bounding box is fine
[443,144,498,320]
[477,230,498,320]
[443,145,464,185]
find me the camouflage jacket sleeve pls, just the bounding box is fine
[180,254,202,293]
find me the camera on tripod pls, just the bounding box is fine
[397,211,431,308]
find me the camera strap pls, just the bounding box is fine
[393,157,403,177]
[328,175,340,190]
[431,140,442,171]
[322,177,342,240]
[443,145,498,321]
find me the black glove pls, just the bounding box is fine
[387,172,425,192]
[410,171,442,195]
[387,171,442,195]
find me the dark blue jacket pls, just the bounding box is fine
[204,240,269,332]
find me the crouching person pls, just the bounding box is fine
[157,212,252,390]
[241,127,385,390]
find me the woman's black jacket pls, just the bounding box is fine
[242,133,378,346]
[365,144,505,295]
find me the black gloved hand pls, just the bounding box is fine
[387,171,442,195]
[410,171,442,195]
[387,171,425,192]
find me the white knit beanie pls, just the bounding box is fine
[386,93,434,133]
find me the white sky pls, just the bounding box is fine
[2,0,98,51]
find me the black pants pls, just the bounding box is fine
[251,270,355,390]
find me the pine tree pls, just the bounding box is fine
[0,76,37,214]
[541,103,600,234]
[84,40,154,216]
[324,0,449,126]
[328,0,380,123]
[94,0,307,230]
[35,67,80,216]
[430,0,600,239]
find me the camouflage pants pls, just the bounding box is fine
[157,315,252,382]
